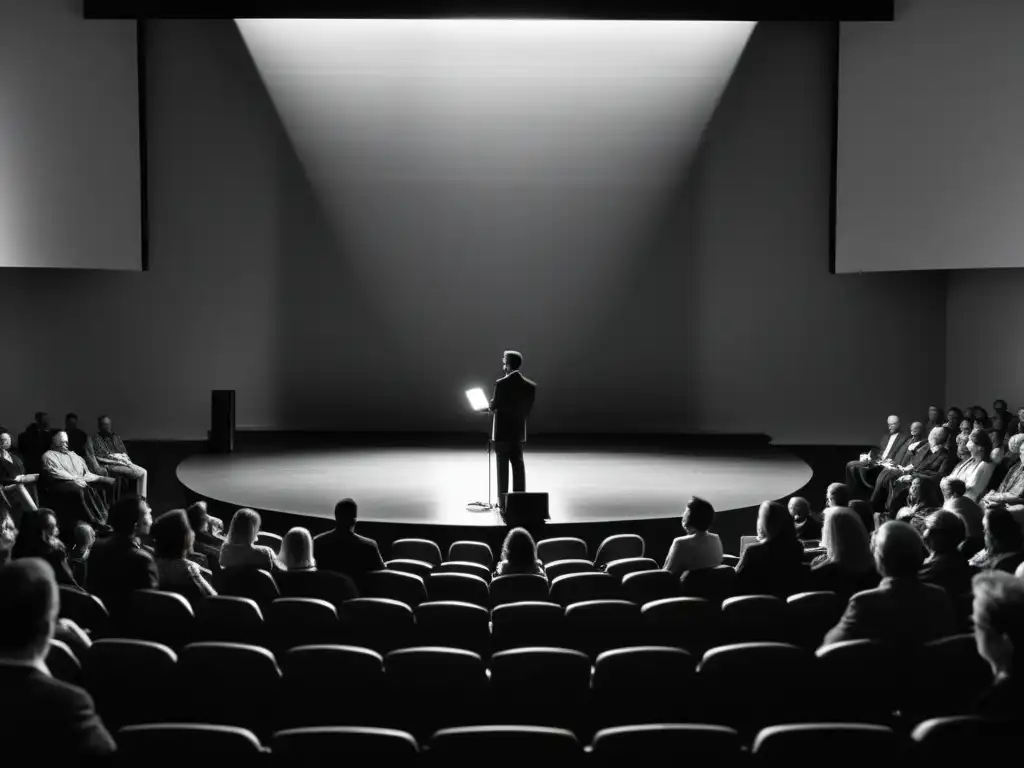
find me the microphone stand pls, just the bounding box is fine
[467,418,499,513]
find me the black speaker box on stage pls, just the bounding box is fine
[502,492,550,528]
[210,389,235,454]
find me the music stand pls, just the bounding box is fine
[465,388,499,512]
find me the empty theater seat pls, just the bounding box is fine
[537,537,589,564]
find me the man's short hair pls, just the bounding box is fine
[108,496,147,536]
[827,483,851,507]
[0,558,58,658]
[186,501,210,534]
[97,414,110,426]
[985,504,1024,552]
[334,498,358,527]
[875,521,926,578]
[972,571,1024,657]
[684,496,715,532]
[929,426,949,444]
[65,413,78,423]
[994,399,1008,410]
[34,412,46,423]
[940,477,967,498]
[503,350,523,371]
[924,510,965,555]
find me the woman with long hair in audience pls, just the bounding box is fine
[809,507,880,600]
[275,526,358,607]
[150,509,216,602]
[280,527,316,571]
[10,508,79,587]
[894,476,943,535]
[220,507,280,571]
[0,428,38,513]
[494,526,546,579]
[948,430,997,502]
[956,419,974,461]
[735,500,805,597]
[971,571,1024,720]
[969,504,1024,574]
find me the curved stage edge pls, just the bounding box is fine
[175,432,816,560]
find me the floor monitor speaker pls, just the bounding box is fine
[210,389,235,454]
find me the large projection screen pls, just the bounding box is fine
[835,0,1024,273]
[0,0,142,270]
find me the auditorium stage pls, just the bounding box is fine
[176,434,814,530]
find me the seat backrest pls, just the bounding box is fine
[785,591,843,650]
[605,557,659,578]
[911,716,1016,761]
[217,568,280,607]
[46,639,81,685]
[117,723,264,756]
[363,569,428,608]
[752,723,899,761]
[434,560,492,582]
[265,598,340,651]
[592,646,696,689]
[384,647,487,688]
[415,600,491,655]
[344,597,416,653]
[594,534,645,567]
[281,645,384,686]
[271,726,419,765]
[390,538,442,566]
[427,572,490,607]
[489,647,592,692]
[125,589,196,649]
[490,574,550,607]
[84,639,177,730]
[490,600,566,651]
[544,559,597,582]
[564,599,643,657]
[537,537,589,564]
[721,594,787,643]
[428,726,583,766]
[256,531,283,554]
[621,569,680,605]
[194,595,264,644]
[178,641,281,684]
[640,596,720,655]
[680,565,737,604]
[58,585,110,637]
[448,540,494,568]
[385,558,435,580]
[550,572,622,607]
[591,724,740,765]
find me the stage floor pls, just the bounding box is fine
[177,443,813,527]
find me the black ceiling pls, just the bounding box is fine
[83,0,894,21]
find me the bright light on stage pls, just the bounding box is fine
[465,387,489,412]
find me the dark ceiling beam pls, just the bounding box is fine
[83,1,894,21]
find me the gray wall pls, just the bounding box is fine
[2,20,946,443]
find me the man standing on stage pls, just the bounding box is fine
[489,350,537,511]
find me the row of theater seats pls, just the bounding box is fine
[61,585,867,657]
[47,634,991,741]
[112,718,1015,768]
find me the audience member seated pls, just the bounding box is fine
[86,495,158,614]
[17,412,52,475]
[63,413,88,457]
[983,435,1024,509]
[969,505,1024,574]
[313,498,385,590]
[867,421,929,512]
[1,428,39,514]
[735,500,805,597]
[989,415,1010,462]
[40,431,114,535]
[788,496,821,541]
[824,482,852,514]
[186,500,224,570]
[925,405,944,434]
[220,508,280,571]
[846,415,910,499]
[11,509,79,588]
[276,526,358,606]
[494,526,547,578]
[947,430,996,502]
[971,571,1024,721]
[662,496,724,576]
[151,509,216,602]
[941,476,985,552]
[918,510,974,598]
[1,505,16,566]
[882,426,955,515]
[67,522,95,587]
[0,559,116,759]
[993,399,1018,433]
[972,406,992,432]
[86,415,148,498]
[943,407,964,453]
[956,419,973,461]
[894,477,943,535]
[822,521,955,648]
[808,507,879,601]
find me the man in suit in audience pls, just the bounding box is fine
[993,400,1018,435]
[867,421,930,512]
[488,350,538,512]
[86,495,158,617]
[821,521,955,649]
[883,426,955,514]
[845,415,910,499]
[0,558,116,759]
[17,412,52,475]
[941,477,985,554]
[313,498,385,590]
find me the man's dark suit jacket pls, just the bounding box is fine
[0,665,116,760]
[490,370,537,443]
[85,534,159,615]
[821,576,956,648]
[913,447,956,479]
[313,528,385,589]
[871,431,911,462]
[918,552,974,598]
